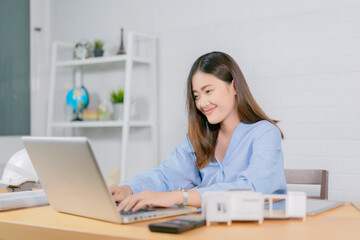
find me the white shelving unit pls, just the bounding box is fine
[46,32,158,182]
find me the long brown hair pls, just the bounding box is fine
[186,52,283,169]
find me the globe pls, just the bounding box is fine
[66,87,89,121]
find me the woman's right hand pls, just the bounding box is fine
[109,184,133,203]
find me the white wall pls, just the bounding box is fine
[46,0,360,200]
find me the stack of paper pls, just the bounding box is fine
[0,189,48,211]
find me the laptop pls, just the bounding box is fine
[22,136,191,224]
[266,198,345,217]
[306,199,345,215]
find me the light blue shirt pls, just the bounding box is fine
[121,120,287,196]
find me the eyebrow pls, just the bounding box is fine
[192,84,213,93]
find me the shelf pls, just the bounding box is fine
[129,121,153,127]
[51,121,152,128]
[48,32,158,182]
[55,55,151,68]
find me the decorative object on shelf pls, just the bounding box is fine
[73,41,93,59]
[117,28,126,55]
[66,87,89,121]
[66,70,89,121]
[82,109,99,121]
[93,40,104,57]
[110,88,124,120]
[98,102,111,121]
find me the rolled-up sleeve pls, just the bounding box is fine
[196,126,286,196]
[120,136,199,194]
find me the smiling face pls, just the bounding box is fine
[192,71,238,125]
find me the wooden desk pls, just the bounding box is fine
[0,202,359,240]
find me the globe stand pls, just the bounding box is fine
[72,110,83,121]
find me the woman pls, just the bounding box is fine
[111,51,287,212]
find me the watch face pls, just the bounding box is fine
[74,45,87,59]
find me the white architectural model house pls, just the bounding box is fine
[202,191,306,226]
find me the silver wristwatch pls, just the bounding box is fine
[179,188,189,206]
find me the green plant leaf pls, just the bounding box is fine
[94,40,104,50]
[110,88,124,103]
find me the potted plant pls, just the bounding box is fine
[93,40,104,57]
[110,88,124,120]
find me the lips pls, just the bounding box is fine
[204,107,216,115]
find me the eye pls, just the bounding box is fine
[193,95,199,100]
[206,89,212,94]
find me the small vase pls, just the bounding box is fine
[113,103,124,120]
[93,49,104,57]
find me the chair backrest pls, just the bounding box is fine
[284,169,328,200]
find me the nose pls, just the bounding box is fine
[199,96,210,109]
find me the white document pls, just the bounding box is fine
[0,189,48,211]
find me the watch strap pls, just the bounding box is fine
[179,188,189,206]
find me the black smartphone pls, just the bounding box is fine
[148,216,206,234]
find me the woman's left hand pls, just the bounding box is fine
[117,190,182,212]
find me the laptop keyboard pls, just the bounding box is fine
[120,208,156,216]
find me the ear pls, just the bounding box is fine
[231,80,237,96]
